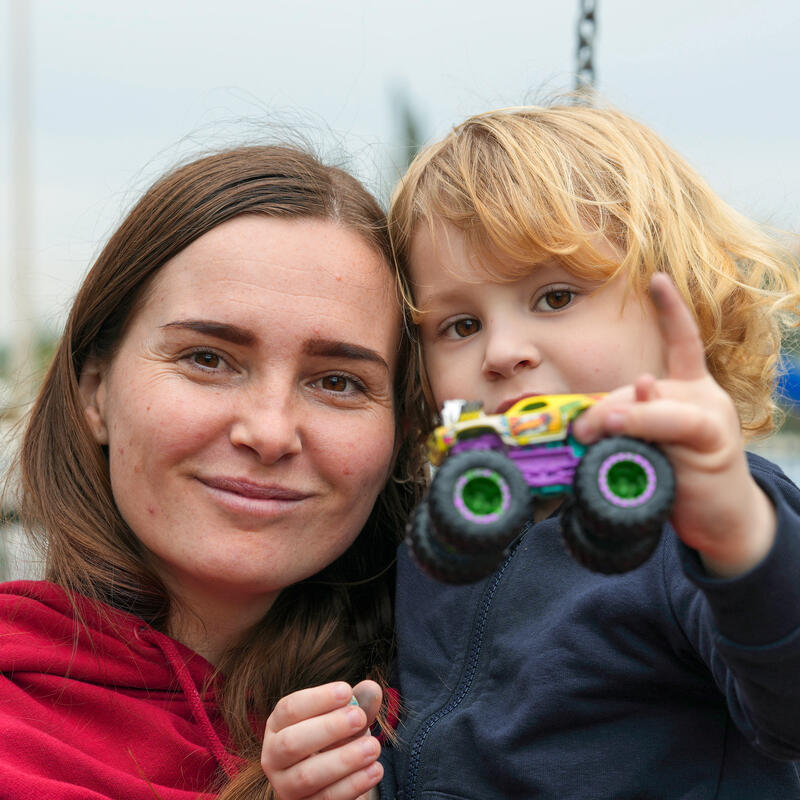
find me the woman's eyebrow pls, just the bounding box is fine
[303,339,389,372]
[159,320,255,346]
[159,323,389,372]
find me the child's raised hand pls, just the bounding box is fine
[572,272,776,577]
[261,680,383,800]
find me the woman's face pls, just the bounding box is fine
[81,215,400,628]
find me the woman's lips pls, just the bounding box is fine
[197,476,312,516]
[199,477,310,500]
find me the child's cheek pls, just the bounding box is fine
[425,352,468,407]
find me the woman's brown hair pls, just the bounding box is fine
[17,144,426,798]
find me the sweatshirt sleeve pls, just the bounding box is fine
[673,454,800,759]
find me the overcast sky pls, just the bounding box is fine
[1,0,799,344]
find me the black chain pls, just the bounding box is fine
[575,0,597,99]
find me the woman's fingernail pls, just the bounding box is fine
[333,682,351,702]
[360,736,379,757]
[347,706,364,726]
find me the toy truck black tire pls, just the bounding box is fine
[560,499,662,574]
[427,450,532,554]
[573,436,674,540]
[406,500,505,584]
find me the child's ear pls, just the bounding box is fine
[78,356,109,445]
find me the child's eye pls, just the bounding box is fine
[534,288,575,311]
[443,317,482,339]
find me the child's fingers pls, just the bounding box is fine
[265,734,382,799]
[595,396,726,453]
[649,273,707,382]
[264,702,368,771]
[267,681,354,734]
[572,385,636,443]
[634,374,658,403]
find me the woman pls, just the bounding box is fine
[0,145,425,799]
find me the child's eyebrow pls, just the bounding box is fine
[412,286,472,309]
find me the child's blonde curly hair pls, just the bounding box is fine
[389,102,800,439]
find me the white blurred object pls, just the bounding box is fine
[440,399,466,427]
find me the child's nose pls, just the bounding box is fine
[481,332,542,380]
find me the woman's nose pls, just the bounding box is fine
[228,388,302,464]
[481,329,542,380]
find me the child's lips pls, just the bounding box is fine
[494,393,541,414]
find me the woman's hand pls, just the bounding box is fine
[573,272,776,578]
[261,680,384,800]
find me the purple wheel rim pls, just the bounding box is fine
[453,468,511,524]
[597,452,656,508]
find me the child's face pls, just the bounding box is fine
[408,221,667,413]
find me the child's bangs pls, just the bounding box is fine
[413,144,624,287]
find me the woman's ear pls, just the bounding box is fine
[78,357,109,445]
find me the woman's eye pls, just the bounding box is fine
[191,351,222,369]
[318,374,368,395]
[536,289,574,311]
[321,374,350,392]
[445,318,482,338]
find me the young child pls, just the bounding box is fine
[258,104,800,799]
[377,104,800,799]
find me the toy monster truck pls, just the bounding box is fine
[407,394,675,582]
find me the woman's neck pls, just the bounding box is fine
[165,582,278,665]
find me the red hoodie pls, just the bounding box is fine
[0,580,244,799]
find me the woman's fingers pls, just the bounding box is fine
[352,680,382,728]
[268,682,355,734]
[261,681,387,799]
[268,735,382,799]
[264,682,367,770]
[649,272,707,382]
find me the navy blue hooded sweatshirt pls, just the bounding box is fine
[380,453,800,799]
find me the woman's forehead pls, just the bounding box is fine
[127,215,402,352]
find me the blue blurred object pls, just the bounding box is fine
[778,355,800,407]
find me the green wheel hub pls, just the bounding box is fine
[606,460,648,499]
[462,474,504,516]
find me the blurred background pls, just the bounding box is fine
[1,0,799,578]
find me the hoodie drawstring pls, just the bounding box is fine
[140,628,241,779]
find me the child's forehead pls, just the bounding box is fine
[407,216,618,287]
[408,219,532,281]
